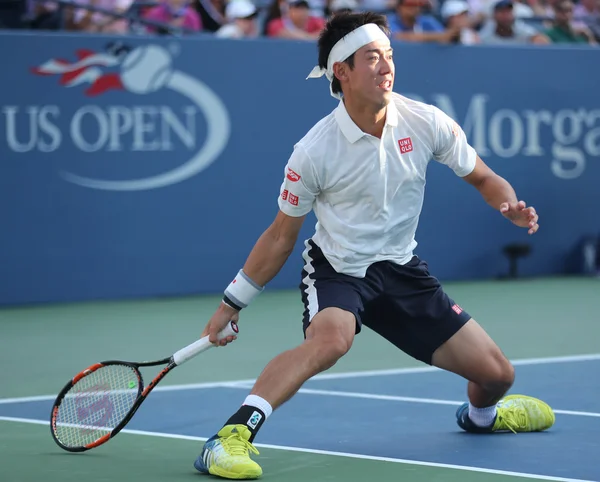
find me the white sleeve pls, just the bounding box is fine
[277,144,319,217]
[514,21,538,40]
[432,107,477,177]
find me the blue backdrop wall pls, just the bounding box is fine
[1,32,598,305]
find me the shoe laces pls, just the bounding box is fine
[221,432,260,457]
[497,404,528,434]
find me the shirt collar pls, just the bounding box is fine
[335,98,398,143]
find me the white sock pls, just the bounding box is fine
[468,403,497,427]
[243,395,273,419]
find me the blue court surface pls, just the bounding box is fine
[2,355,599,481]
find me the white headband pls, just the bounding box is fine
[306,23,390,100]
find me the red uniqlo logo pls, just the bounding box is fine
[281,189,288,201]
[452,304,463,315]
[398,137,413,154]
[451,122,460,138]
[286,168,301,182]
[288,193,299,206]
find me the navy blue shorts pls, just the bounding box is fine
[299,239,471,365]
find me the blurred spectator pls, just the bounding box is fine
[308,0,327,18]
[264,0,326,39]
[468,0,538,29]
[388,0,463,43]
[143,0,202,32]
[27,1,62,29]
[522,0,554,16]
[361,0,396,15]
[328,0,358,15]
[441,0,481,43]
[512,0,536,16]
[215,0,258,37]
[573,0,600,38]
[574,0,599,19]
[0,0,26,28]
[479,0,550,43]
[67,0,133,32]
[545,0,597,42]
[192,0,225,32]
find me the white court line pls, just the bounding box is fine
[0,416,594,482]
[226,386,599,419]
[2,352,600,406]
[551,409,600,418]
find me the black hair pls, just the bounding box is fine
[317,12,391,96]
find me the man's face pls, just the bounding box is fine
[494,6,514,28]
[448,11,470,29]
[397,0,422,21]
[343,39,395,109]
[289,3,310,27]
[238,16,257,36]
[555,1,574,25]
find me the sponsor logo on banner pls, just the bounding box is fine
[406,93,600,180]
[3,43,230,191]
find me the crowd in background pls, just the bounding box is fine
[0,0,598,44]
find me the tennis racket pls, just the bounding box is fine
[50,321,238,452]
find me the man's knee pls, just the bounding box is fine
[305,307,355,371]
[482,351,515,393]
[432,318,515,392]
[318,336,352,370]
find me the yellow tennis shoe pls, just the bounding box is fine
[493,395,556,432]
[194,424,262,479]
[456,395,555,433]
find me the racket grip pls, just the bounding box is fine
[172,321,239,366]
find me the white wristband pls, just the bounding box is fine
[223,270,264,310]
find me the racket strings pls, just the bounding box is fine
[54,364,140,448]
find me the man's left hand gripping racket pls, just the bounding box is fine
[50,321,238,452]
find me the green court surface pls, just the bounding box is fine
[0,422,547,482]
[2,421,547,482]
[1,277,598,482]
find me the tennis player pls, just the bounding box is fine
[194,11,555,480]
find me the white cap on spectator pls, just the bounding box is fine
[226,0,257,20]
[441,0,469,18]
[330,0,358,11]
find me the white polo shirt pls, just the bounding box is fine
[278,92,477,278]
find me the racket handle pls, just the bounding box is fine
[172,321,239,366]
